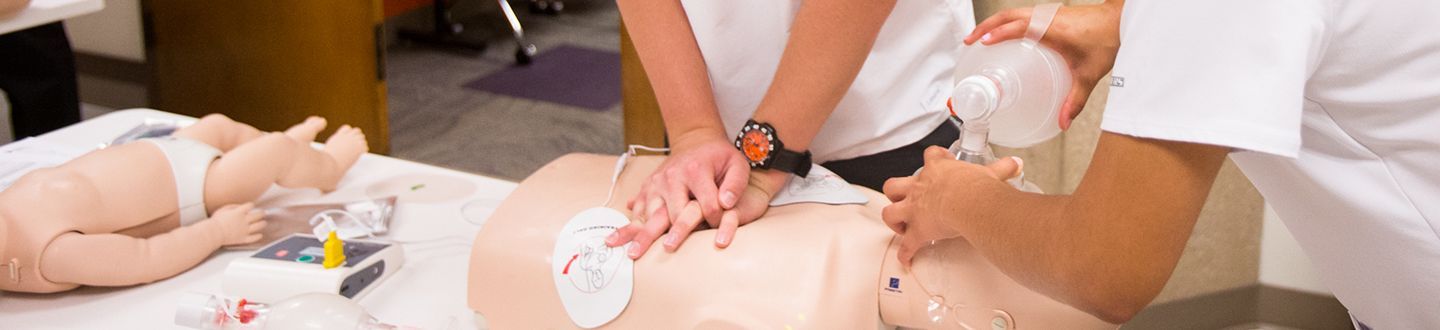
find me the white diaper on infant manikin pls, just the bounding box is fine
[142,136,222,226]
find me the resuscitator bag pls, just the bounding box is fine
[949,3,1071,148]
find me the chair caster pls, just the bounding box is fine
[515,44,537,65]
[529,1,562,15]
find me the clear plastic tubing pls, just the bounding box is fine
[175,292,411,330]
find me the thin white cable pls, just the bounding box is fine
[601,145,669,207]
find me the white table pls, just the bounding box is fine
[0,109,516,329]
[0,0,103,35]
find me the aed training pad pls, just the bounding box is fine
[550,207,634,328]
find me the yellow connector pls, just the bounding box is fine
[323,231,346,269]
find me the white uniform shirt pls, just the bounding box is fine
[680,0,975,162]
[1103,0,1440,327]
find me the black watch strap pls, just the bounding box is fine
[769,148,812,178]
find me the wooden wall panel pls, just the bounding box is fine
[619,21,666,148]
[146,0,390,153]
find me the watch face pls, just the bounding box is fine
[740,129,772,165]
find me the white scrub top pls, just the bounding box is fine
[680,0,975,163]
[1102,0,1440,327]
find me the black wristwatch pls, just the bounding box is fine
[734,119,812,177]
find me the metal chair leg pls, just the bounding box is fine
[496,0,538,64]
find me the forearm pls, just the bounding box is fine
[750,0,898,151]
[39,221,226,286]
[617,0,727,146]
[954,133,1226,323]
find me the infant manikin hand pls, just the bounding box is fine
[207,203,267,246]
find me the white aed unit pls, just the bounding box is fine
[222,234,404,303]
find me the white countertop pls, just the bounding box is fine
[0,109,516,329]
[0,0,103,35]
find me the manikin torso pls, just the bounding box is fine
[468,154,1113,329]
[0,143,183,292]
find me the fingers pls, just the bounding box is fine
[922,146,952,167]
[627,208,673,259]
[967,8,1026,44]
[980,19,1029,45]
[883,176,915,203]
[606,222,643,247]
[220,202,254,214]
[645,196,664,226]
[714,210,740,248]
[629,195,648,224]
[898,234,931,269]
[248,217,268,232]
[659,172,689,227]
[680,163,724,223]
[881,202,910,235]
[663,201,705,252]
[986,156,1024,180]
[716,156,750,209]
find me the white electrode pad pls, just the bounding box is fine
[770,165,869,206]
[551,207,634,328]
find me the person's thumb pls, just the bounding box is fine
[717,156,750,209]
[1060,79,1097,130]
[986,156,1024,181]
[733,183,772,226]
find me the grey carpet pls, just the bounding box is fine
[385,0,624,181]
[463,45,621,111]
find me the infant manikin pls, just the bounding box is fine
[0,114,368,293]
[468,154,1114,329]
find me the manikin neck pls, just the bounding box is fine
[0,210,11,282]
[876,236,933,328]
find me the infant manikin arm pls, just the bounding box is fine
[39,205,263,286]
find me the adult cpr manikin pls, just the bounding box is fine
[0,114,368,293]
[468,154,1113,329]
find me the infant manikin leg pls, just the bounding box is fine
[171,114,267,152]
[201,127,367,212]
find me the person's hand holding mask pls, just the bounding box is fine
[881,147,1023,267]
[605,130,788,259]
[965,1,1123,130]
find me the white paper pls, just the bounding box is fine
[769,165,869,206]
[551,207,634,328]
[0,138,88,192]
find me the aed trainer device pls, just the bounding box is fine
[222,234,404,303]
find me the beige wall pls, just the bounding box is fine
[980,0,1264,305]
[65,0,146,61]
